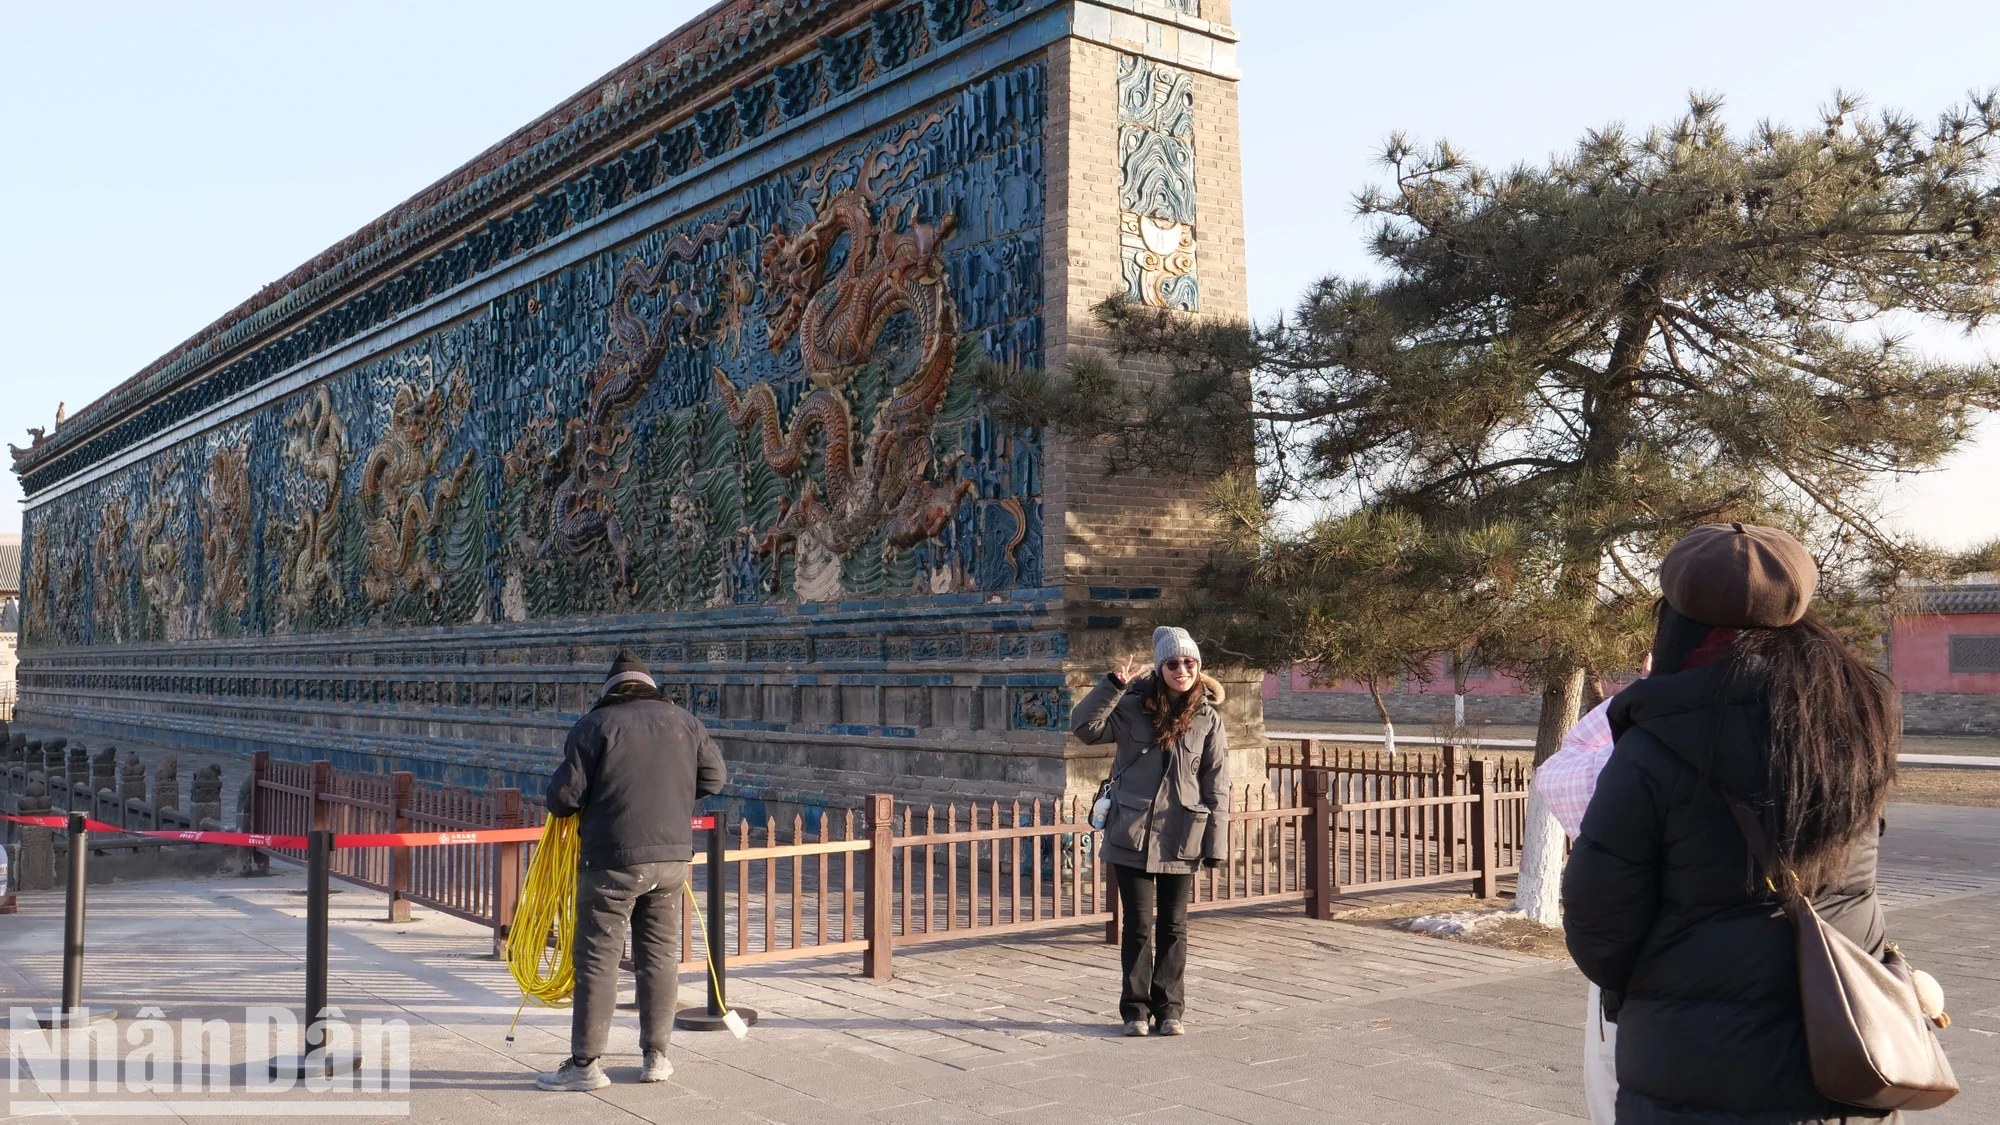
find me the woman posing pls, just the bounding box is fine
[1563,524,1906,1124]
[1072,626,1230,1037]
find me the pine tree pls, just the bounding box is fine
[991,92,2000,922]
[1004,89,2000,745]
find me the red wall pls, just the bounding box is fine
[1262,611,2000,700]
[1891,612,2000,694]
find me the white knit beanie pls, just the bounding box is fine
[1152,626,1201,670]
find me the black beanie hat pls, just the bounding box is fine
[604,648,656,691]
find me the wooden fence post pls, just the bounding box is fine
[1470,759,1496,899]
[250,751,270,876]
[863,794,894,980]
[308,760,332,832]
[1442,743,1462,871]
[388,772,414,923]
[493,788,524,959]
[1304,767,1335,919]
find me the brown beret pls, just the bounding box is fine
[1659,523,1818,628]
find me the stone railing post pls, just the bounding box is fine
[862,793,895,980]
[1304,766,1335,919]
[492,788,524,958]
[92,745,116,799]
[193,762,226,827]
[388,772,414,923]
[68,741,91,811]
[16,780,55,891]
[119,752,146,803]
[1470,759,1496,899]
[153,755,180,813]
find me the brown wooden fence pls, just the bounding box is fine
[246,740,1533,979]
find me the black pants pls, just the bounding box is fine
[571,861,687,1060]
[1113,864,1192,1023]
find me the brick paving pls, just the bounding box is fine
[3,802,1996,1123]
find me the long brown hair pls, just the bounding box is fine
[1733,612,1900,892]
[1143,671,1206,746]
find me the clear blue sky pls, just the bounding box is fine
[4,1,1995,543]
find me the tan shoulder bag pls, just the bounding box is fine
[1722,794,1957,1111]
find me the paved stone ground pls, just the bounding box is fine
[3,802,1997,1123]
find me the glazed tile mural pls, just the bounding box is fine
[1117,54,1199,311]
[22,63,1047,647]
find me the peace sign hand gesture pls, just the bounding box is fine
[1111,654,1143,687]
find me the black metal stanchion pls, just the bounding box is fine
[675,817,757,1031]
[271,829,359,1078]
[35,811,115,1027]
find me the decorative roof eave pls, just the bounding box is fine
[14,0,853,477]
[1905,585,2000,616]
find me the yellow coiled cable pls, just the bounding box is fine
[501,813,739,1044]
[508,814,580,1008]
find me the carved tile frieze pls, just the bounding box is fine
[22,63,1048,646]
[1116,54,1199,310]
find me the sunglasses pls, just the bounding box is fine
[1160,658,1199,671]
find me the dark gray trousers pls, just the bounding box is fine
[571,861,688,1060]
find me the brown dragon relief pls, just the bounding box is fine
[360,368,473,606]
[135,459,191,640]
[277,385,346,626]
[713,121,976,560]
[200,438,252,631]
[92,492,133,643]
[520,213,743,594]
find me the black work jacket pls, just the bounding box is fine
[1561,660,1893,1125]
[546,695,728,869]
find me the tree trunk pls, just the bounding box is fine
[1452,647,1470,728]
[1365,677,1397,758]
[1513,786,1565,925]
[1532,668,1587,766]
[1581,671,1605,712]
[1514,665,1587,926]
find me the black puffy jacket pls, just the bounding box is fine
[546,694,727,870]
[1562,659,1893,1125]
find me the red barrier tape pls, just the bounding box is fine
[1,812,530,849]
[332,827,546,848]
[2,813,711,848]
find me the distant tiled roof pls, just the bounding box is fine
[1908,583,2000,615]
[0,533,17,595]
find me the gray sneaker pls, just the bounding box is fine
[1156,1018,1187,1036]
[639,1050,673,1083]
[536,1057,609,1091]
[1122,1019,1150,1037]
